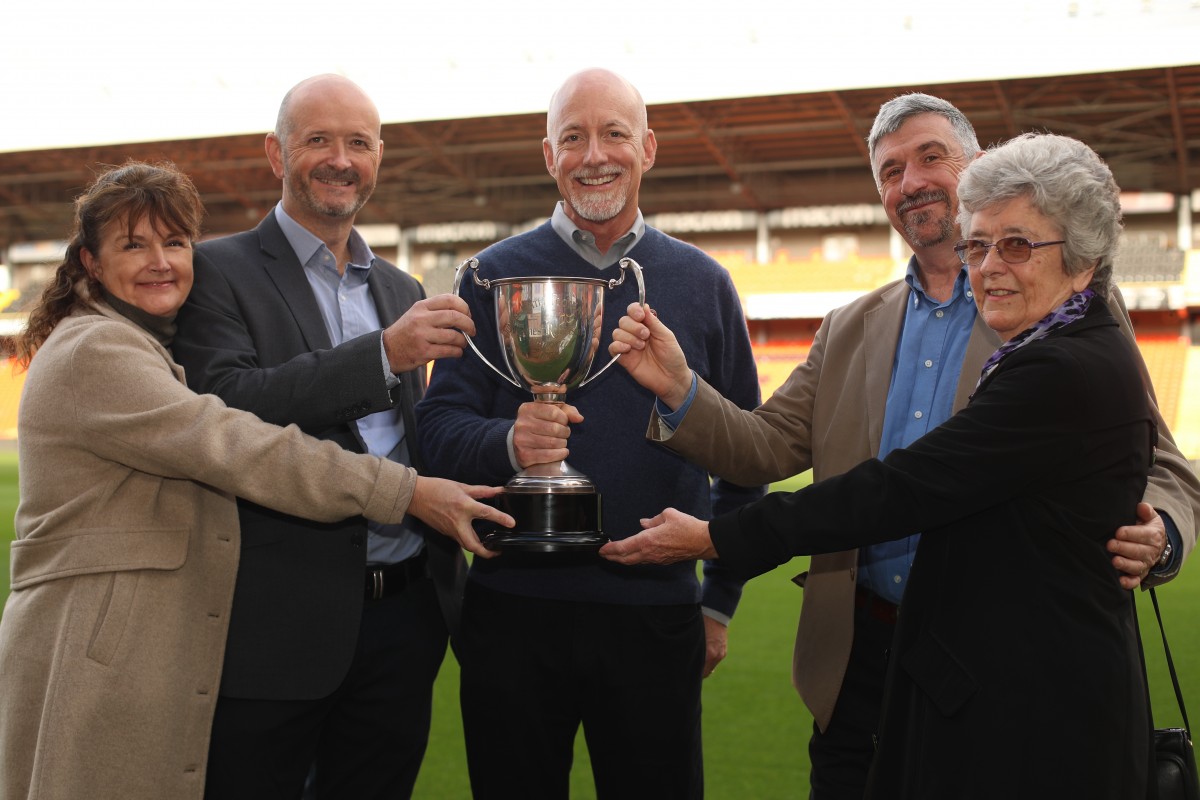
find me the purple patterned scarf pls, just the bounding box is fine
[975,289,1095,392]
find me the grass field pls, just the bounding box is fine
[1,457,1197,798]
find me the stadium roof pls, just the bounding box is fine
[3,64,1200,249]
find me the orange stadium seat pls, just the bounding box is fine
[0,359,25,440]
[753,341,812,401]
[1136,335,1189,430]
[711,250,900,296]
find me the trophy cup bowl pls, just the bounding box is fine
[453,257,645,552]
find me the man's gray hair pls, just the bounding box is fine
[867,93,981,184]
[956,132,1121,299]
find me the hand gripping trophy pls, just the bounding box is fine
[452,256,645,552]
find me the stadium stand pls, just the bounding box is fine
[1114,235,1187,284]
[715,250,900,295]
[753,341,812,401]
[714,244,1199,461]
[1178,348,1200,460]
[1137,335,1189,431]
[0,360,24,440]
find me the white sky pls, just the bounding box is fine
[3,0,1200,153]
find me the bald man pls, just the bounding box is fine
[416,68,766,799]
[174,74,475,800]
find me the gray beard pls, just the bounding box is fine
[297,187,367,220]
[288,172,371,220]
[568,189,626,223]
[902,208,956,249]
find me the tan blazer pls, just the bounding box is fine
[0,296,417,800]
[650,279,1199,731]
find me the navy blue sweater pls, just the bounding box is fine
[415,222,765,613]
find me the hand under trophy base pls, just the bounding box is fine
[454,256,645,552]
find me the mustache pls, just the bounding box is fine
[570,166,624,180]
[896,189,948,214]
[310,167,360,184]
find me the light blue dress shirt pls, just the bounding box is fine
[860,259,975,604]
[274,204,423,565]
[549,201,644,269]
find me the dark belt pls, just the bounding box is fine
[854,585,899,625]
[365,550,428,601]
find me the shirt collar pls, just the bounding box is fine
[550,201,644,267]
[903,256,972,308]
[273,203,375,270]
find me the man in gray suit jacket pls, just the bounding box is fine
[605,93,1200,799]
[173,74,477,800]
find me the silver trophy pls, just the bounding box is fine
[453,256,645,551]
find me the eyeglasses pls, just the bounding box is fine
[953,237,1065,267]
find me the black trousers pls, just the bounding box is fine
[807,593,895,800]
[203,576,448,800]
[459,581,706,800]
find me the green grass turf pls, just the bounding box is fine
[1,459,1196,798]
[413,473,816,799]
[0,449,16,615]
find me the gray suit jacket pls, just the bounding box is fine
[173,212,466,700]
[650,278,1199,730]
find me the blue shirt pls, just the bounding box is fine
[273,204,423,565]
[860,259,975,604]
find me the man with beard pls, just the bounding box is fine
[414,68,765,798]
[811,97,1193,796]
[610,92,1199,799]
[172,74,478,800]
[785,93,1197,800]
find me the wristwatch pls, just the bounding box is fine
[1157,540,1174,569]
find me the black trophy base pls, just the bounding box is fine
[482,491,605,552]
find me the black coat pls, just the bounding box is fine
[173,212,465,699]
[712,301,1154,799]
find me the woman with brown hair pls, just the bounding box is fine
[0,161,509,799]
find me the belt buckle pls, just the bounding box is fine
[369,567,385,601]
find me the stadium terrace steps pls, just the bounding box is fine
[1114,241,1186,284]
[711,250,901,296]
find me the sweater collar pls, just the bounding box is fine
[76,279,177,348]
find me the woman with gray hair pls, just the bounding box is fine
[956,130,1119,300]
[603,133,1155,797]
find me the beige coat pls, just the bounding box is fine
[651,280,1200,731]
[0,296,418,800]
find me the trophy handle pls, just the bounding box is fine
[452,257,522,389]
[578,257,646,388]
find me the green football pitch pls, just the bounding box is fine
[1,457,1196,798]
